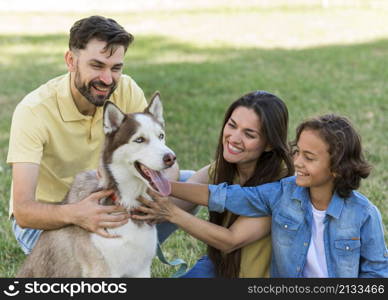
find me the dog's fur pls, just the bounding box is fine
[16,92,176,277]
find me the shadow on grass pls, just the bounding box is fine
[2,33,387,116]
[0,33,387,276]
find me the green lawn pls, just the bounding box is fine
[1,4,387,277]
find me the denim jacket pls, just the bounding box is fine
[208,176,388,278]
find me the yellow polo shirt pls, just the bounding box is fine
[7,73,147,217]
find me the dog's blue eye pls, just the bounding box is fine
[159,133,164,140]
[134,137,145,143]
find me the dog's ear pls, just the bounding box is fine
[103,101,125,134]
[145,91,164,127]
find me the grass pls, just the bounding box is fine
[1,4,387,277]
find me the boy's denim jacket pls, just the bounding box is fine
[208,176,388,277]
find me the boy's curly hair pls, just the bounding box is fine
[293,114,371,198]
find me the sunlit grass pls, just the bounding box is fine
[2,6,388,48]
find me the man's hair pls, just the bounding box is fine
[69,16,133,54]
[293,114,371,198]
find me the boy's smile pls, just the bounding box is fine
[294,129,335,194]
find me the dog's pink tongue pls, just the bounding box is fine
[148,169,171,196]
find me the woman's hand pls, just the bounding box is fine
[131,189,179,223]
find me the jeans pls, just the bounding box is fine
[12,170,196,255]
[180,255,216,278]
[11,218,42,255]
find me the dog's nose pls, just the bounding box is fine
[163,153,176,167]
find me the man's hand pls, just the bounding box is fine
[70,190,131,238]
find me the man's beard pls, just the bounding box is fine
[74,69,117,107]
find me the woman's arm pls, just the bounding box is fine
[170,181,210,206]
[132,190,270,253]
[169,165,211,212]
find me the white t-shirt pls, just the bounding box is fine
[302,203,329,278]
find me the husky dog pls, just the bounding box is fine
[16,92,176,277]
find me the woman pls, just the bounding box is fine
[133,90,294,278]
[158,114,388,277]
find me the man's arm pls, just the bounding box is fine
[12,163,130,238]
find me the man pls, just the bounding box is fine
[7,16,194,255]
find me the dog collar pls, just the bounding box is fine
[110,192,118,203]
[96,169,119,203]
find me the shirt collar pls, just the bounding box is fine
[291,183,310,206]
[57,73,103,122]
[325,191,345,219]
[291,181,345,219]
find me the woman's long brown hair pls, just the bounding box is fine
[208,91,294,278]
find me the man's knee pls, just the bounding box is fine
[11,218,42,255]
